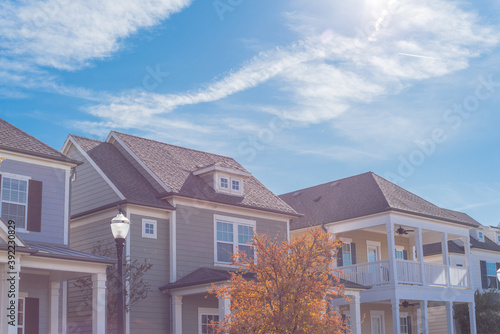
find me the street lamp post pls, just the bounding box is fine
[110,212,130,334]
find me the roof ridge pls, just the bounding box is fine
[280,171,374,196]
[111,131,242,163]
[69,134,105,144]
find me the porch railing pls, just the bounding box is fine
[396,259,421,284]
[339,260,390,286]
[424,263,447,286]
[450,266,469,287]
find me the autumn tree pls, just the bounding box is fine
[211,228,348,334]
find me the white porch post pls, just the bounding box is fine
[1,260,21,334]
[445,301,454,334]
[92,273,106,334]
[469,301,477,334]
[172,295,183,334]
[441,232,451,287]
[420,300,429,334]
[463,235,473,287]
[349,293,361,334]
[391,297,400,334]
[386,222,398,286]
[218,297,230,323]
[50,281,60,334]
[415,227,426,286]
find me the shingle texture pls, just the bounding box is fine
[71,135,174,210]
[280,172,480,230]
[423,236,500,256]
[0,118,78,163]
[111,132,297,215]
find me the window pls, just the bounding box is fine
[486,262,498,289]
[395,246,406,260]
[1,176,28,229]
[478,231,484,241]
[199,308,219,334]
[232,179,240,191]
[142,219,157,239]
[215,215,255,264]
[400,315,409,334]
[342,243,352,266]
[18,297,25,334]
[497,234,500,244]
[370,311,385,334]
[220,177,229,189]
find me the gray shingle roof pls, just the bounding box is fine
[280,172,480,230]
[70,135,174,210]
[160,267,368,291]
[423,236,500,256]
[111,132,298,216]
[0,118,79,164]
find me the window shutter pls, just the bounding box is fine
[351,243,356,264]
[407,316,412,334]
[25,297,39,334]
[403,250,408,260]
[480,260,488,289]
[337,242,343,267]
[27,180,42,232]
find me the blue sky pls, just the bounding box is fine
[1,0,500,226]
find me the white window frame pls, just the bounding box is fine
[340,237,353,266]
[214,214,256,266]
[497,234,500,244]
[142,219,157,239]
[198,307,219,334]
[478,231,484,242]
[0,173,31,232]
[366,240,381,262]
[18,292,28,334]
[215,173,244,196]
[395,245,405,260]
[400,312,409,334]
[486,261,499,289]
[370,310,385,334]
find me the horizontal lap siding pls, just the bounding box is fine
[66,145,121,216]
[1,159,65,244]
[129,214,170,334]
[176,204,287,280]
[182,293,218,334]
[20,273,50,334]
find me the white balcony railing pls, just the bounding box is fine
[450,266,469,287]
[339,260,390,286]
[396,259,421,284]
[424,263,447,286]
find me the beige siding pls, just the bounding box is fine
[182,293,218,334]
[66,144,121,216]
[428,304,448,334]
[175,204,287,279]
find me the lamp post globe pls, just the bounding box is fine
[110,212,130,334]
[497,268,500,283]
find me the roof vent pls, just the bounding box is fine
[313,196,322,202]
[292,191,301,197]
[330,181,339,187]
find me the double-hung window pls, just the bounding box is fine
[1,176,28,229]
[215,215,255,264]
[342,243,352,266]
[486,262,499,289]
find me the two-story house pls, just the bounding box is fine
[0,119,113,334]
[61,131,300,333]
[280,172,479,334]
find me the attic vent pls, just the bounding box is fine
[330,181,339,187]
[292,191,301,197]
[313,196,322,202]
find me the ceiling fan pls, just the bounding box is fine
[400,300,419,308]
[396,225,415,235]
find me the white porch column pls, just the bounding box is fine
[218,297,230,323]
[445,301,454,334]
[92,273,106,334]
[415,227,426,286]
[441,232,451,287]
[469,301,477,334]
[349,293,361,334]
[463,235,473,288]
[386,222,398,285]
[172,295,183,334]
[420,300,429,334]
[391,298,400,334]
[1,259,21,334]
[50,281,60,334]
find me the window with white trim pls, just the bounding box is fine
[18,297,25,334]
[486,262,499,289]
[395,245,405,260]
[220,177,229,190]
[199,308,219,334]
[215,215,255,264]
[478,231,484,242]
[1,175,29,229]
[217,174,243,195]
[142,219,157,239]
[400,313,409,334]
[497,234,500,244]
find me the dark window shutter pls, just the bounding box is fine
[407,316,412,334]
[351,243,356,265]
[25,297,39,334]
[27,180,42,232]
[337,242,343,267]
[403,250,408,260]
[480,260,488,289]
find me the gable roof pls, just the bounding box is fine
[0,118,78,164]
[69,135,174,211]
[109,131,298,216]
[423,236,500,256]
[280,172,480,230]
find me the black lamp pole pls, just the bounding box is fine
[115,237,126,334]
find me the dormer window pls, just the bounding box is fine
[220,177,229,189]
[193,165,250,197]
[232,180,240,191]
[478,231,484,242]
[497,234,500,244]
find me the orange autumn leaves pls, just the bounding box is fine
[211,229,348,334]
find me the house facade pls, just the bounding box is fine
[0,119,112,334]
[280,172,480,334]
[61,131,299,333]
